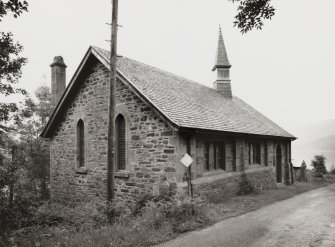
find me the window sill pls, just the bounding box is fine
[115,171,129,178]
[75,168,87,174]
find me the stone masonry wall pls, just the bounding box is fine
[180,134,292,186]
[193,167,277,198]
[50,60,178,204]
[50,61,110,204]
[114,77,178,198]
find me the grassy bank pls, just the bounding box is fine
[3,175,335,247]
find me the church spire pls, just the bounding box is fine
[212,25,231,71]
[212,25,232,98]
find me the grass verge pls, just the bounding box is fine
[3,175,335,247]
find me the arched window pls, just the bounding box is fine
[77,119,85,168]
[116,114,126,170]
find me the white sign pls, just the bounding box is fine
[180,153,193,168]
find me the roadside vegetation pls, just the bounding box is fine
[1,169,335,247]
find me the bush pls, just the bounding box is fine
[133,192,208,233]
[1,190,211,246]
[311,155,327,177]
[0,193,41,234]
[105,199,133,224]
[329,165,335,175]
[33,201,110,231]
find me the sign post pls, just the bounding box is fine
[180,153,194,197]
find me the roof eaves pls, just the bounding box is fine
[182,126,297,140]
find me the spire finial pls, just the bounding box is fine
[212,25,231,71]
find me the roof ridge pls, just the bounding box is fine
[92,46,227,97]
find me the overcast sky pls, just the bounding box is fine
[1,0,335,134]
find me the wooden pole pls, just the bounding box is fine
[107,0,119,201]
[186,136,193,198]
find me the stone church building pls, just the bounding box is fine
[41,28,296,203]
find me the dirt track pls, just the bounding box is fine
[156,183,335,247]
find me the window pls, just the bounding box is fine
[116,114,126,170]
[204,142,225,171]
[77,119,85,168]
[263,142,268,166]
[204,142,210,171]
[217,143,226,170]
[249,142,261,164]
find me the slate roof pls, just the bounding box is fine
[93,46,295,139]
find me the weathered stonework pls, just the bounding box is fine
[50,61,110,204]
[114,77,178,197]
[49,59,178,204]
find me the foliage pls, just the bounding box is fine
[0,103,18,133]
[230,0,275,33]
[0,32,27,90]
[0,200,109,237]
[32,201,109,231]
[0,0,29,132]
[105,199,133,224]
[0,192,209,246]
[11,86,52,200]
[133,192,209,233]
[4,176,335,247]
[0,0,28,20]
[329,165,335,175]
[0,192,41,234]
[311,155,327,178]
[0,85,52,219]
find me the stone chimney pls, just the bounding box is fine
[212,26,232,98]
[50,56,67,107]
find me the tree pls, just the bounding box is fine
[330,165,335,175]
[230,0,275,33]
[0,1,28,19]
[12,86,52,199]
[0,0,28,133]
[311,155,327,177]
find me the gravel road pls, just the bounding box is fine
[156,183,335,247]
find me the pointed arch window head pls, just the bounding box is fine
[77,119,85,168]
[116,114,126,171]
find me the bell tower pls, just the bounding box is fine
[213,26,232,98]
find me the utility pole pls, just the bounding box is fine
[107,0,119,201]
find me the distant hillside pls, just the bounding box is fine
[291,119,335,170]
[302,135,335,150]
